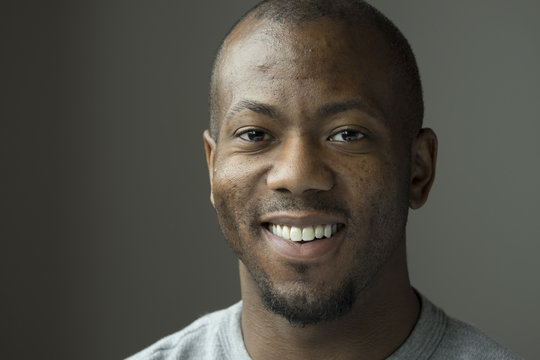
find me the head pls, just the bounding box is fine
[209,0,424,143]
[204,0,437,326]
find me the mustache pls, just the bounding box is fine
[255,196,352,219]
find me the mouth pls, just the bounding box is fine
[259,212,346,260]
[263,222,343,243]
[261,219,345,261]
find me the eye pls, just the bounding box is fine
[328,129,365,142]
[237,129,273,142]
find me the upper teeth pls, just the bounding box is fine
[268,223,338,242]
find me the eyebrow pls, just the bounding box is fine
[316,98,380,120]
[226,100,279,121]
[225,98,381,123]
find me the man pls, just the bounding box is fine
[128,0,520,359]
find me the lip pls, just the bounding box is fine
[260,211,345,228]
[260,212,346,262]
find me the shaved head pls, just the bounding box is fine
[209,0,423,142]
[204,0,439,332]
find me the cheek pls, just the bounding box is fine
[214,152,266,184]
[212,151,272,199]
[336,155,409,219]
[211,156,265,231]
[212,177,247,230]
[334,156,388,194]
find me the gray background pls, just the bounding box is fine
[3,0,538,359]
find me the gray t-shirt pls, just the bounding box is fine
[127,294,522,359]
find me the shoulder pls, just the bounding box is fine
[125,302,246,360]
[432,315,523,360]
[390,292,522,360]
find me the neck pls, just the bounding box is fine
[239,243,420,360]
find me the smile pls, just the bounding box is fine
[266,223,340,242]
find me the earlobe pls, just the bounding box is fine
[203,130,217,207]
[409,128,438,209]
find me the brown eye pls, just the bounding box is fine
[329,129,365,142]
[238,129,273,142]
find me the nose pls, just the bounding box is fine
[266,136,334,194]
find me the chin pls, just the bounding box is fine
[256,272,357,327]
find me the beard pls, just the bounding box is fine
[213,185,409,327]
[254,264,356,327]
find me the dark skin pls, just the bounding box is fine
[204,16,437,360]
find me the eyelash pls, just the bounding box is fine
[235,127,367,143]
[328,128,366,142]
[236,128,274,142]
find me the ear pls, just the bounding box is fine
[409,128,438,209]
[203,130,217,207]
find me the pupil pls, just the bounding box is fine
[343,130,357,141]
[249,131,262,141]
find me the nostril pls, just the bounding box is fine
[275,187,291,193]
[266,147,334,194]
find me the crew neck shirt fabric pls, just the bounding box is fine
[126,294,521,359]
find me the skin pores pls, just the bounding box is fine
[205,18,414,325]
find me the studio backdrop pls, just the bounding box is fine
[3,1,539,359]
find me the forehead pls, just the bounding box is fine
[217,17,396,125]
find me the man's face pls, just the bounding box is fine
[206,18,414,325]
